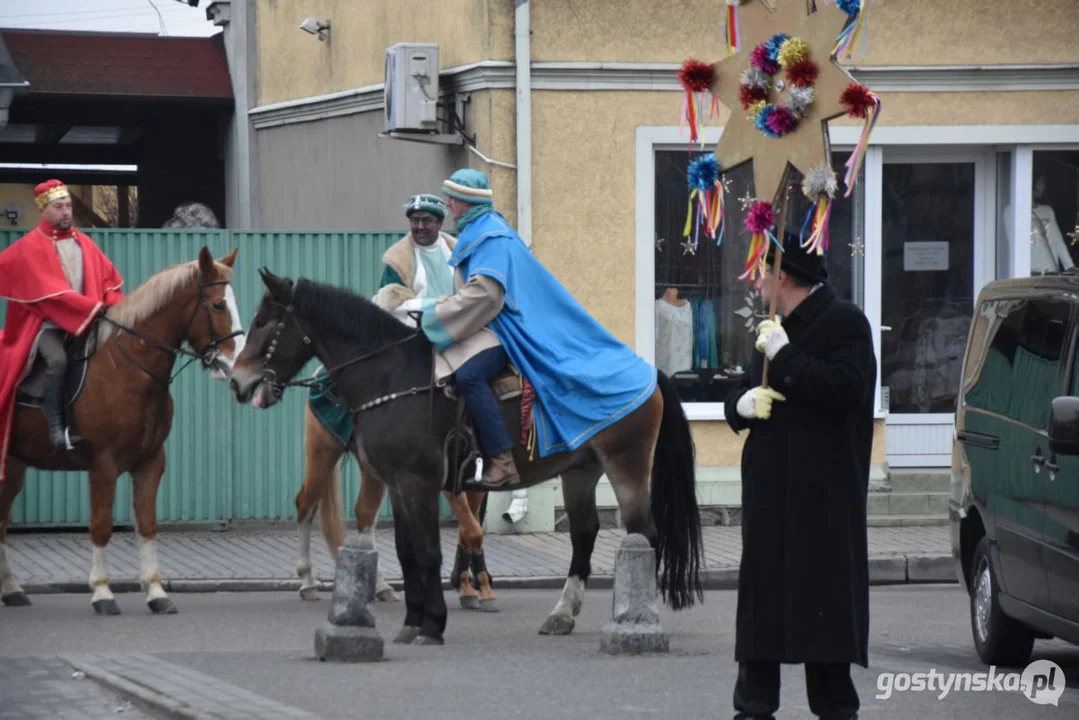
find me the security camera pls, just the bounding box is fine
[298,17,330,41]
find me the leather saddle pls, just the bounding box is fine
[441,366,525,496]
[15,331,94,410]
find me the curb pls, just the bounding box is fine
[59,654,221,720]
[22,554,955,596]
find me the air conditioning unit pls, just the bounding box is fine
[384,43,439,133]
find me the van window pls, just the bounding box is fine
[964,299,1069,429]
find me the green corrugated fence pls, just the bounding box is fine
[1,228,452,528]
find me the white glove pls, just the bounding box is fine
[755,319,790,360]
[736,386,787,420]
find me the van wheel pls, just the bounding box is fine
[970,535,1034,666]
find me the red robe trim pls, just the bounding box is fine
[0,220,124,483]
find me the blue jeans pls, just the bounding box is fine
[455,346,512,456]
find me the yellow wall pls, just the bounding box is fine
[530,0,1079,66]
[0,184,99,230]
[256,0,514,105]
[0,184,39,228]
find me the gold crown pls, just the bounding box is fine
[35,183,70,209]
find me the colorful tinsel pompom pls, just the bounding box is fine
[750,44,779,74]
[746,99,767,121]
[836,0,861,16]
[739,84,769,110]
[754,105,780,137]
[776,37,809,68]
[840,82,875,118]
[740,66,770,89]
[802,163,839,200]
[677,58,712,92]
[764,33,790,62]
[787,85,815,117]
[765,105,798,136]
[687,154,721,191]
[786,59,819,88]
[745,200,775,233]
[679,59,715,93]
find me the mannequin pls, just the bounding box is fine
[655,287,693,376]
[1031,175,1075,274]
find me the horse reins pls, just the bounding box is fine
[99,278,243,385]
[258,293,434,416]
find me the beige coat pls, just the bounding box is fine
[370,232,501,383]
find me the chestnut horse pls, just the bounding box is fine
[295,401,496,610]
[0,247,244,615]
[231,271,702,646]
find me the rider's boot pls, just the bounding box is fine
[480,450,520,489]
[44,375,81,451]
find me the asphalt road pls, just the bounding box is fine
[2,585,1077,719]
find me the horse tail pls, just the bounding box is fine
[650,370,704,610]
[319,456,347,559]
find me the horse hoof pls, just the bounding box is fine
[1,591,31,607]
[459,595,479,610]
[393,626,420,644]
[376,586,399,603]
[479,598,499,613]
[411,635,444,647]
[299,587,321,601]
[148,598,178,615]
[538,614,575,636]
[93,598,122,616]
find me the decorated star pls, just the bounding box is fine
[709,0,856,205]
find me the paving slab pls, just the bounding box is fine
[6,525,953,594]
[0,655,158,720]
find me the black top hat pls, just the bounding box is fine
[766,230,829,285]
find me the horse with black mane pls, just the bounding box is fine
[230,268,703,645]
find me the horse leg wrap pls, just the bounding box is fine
[450,544,472,590]
[470,550,493,590]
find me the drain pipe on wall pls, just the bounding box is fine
[515,0,532,249]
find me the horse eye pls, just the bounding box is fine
[212,301,227,311]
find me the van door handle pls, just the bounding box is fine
[1046,454,1060,478]
[957,431,999,449]
[1031,453,1046,473]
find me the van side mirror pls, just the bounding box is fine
[1049,396,1079,456]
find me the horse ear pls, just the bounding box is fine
[220,247,238,268]
[259,267,289,301]
[197,246,215,276]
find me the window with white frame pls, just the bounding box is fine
[652,149,863,405]
[1027,150,1079,275]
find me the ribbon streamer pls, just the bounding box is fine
[843,91,882,196]
[726,4,741,55]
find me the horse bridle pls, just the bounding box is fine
[101,278,244,384]
[256,286,430,411]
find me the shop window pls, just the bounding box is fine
[1029,150,1079,275]
[652,150,861,404]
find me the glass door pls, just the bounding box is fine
[880,151,994,467]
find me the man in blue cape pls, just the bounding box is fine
[421,169,657,489]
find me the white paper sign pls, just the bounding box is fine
[904,241,949,271]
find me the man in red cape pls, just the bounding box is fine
[0,180,124,484]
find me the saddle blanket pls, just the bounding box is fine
[307,363,533,451]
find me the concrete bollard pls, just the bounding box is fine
[314,534,384,662]
[599,533,670,655]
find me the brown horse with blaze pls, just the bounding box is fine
[0,233,244,615]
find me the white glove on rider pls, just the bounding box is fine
[736,386,787,420]
[755,319,790,360]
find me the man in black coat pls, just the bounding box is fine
[724,232,876,720]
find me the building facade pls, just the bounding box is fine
[232,0,1079,527]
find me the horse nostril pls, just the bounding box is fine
[229,378,240,394]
